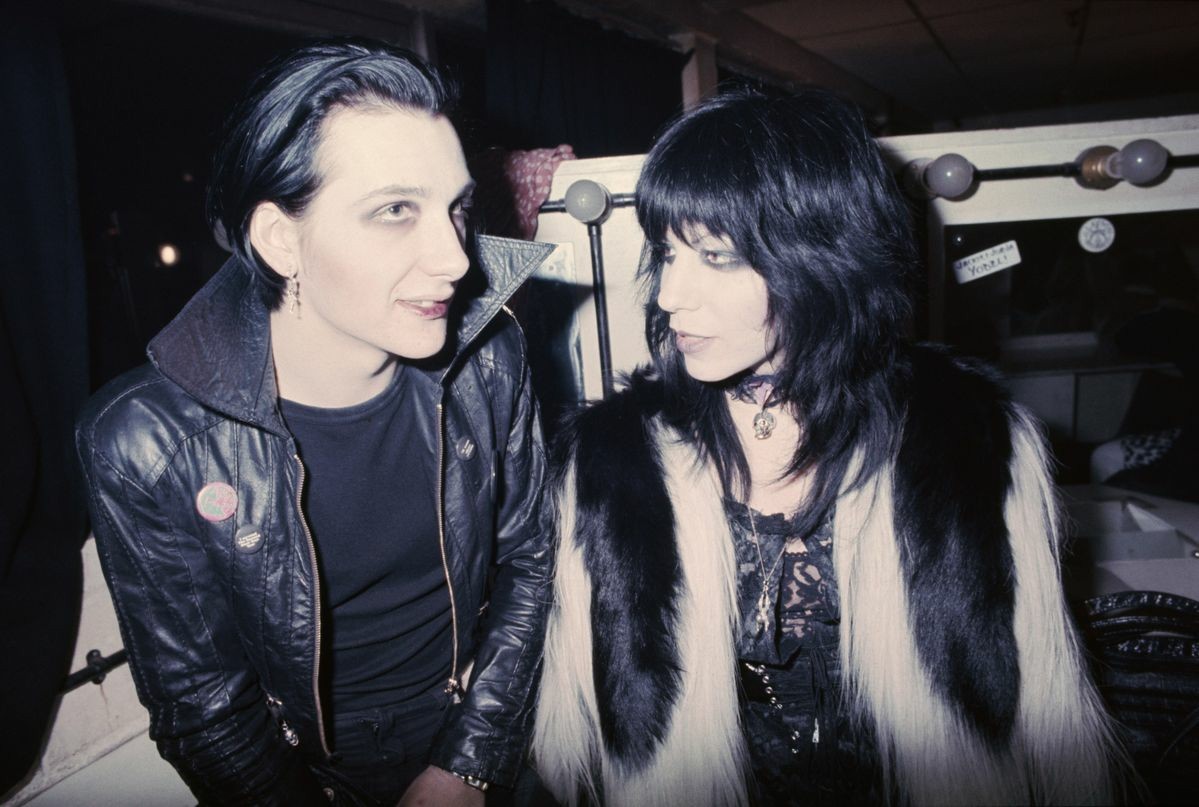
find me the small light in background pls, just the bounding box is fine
[157,243,180,267]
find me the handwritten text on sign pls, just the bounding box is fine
[952,240,1022,284]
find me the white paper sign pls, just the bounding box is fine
[952,240,1022,284]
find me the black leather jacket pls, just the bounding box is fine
[76,235,555,805]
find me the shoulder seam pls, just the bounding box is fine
[90,402,232,492]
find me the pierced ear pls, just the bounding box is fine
[248,202,298,279]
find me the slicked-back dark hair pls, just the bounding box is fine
[207,37,457,309]
[637,88,915,537]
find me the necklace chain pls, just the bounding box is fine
[747,507,788,636]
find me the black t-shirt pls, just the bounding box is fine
[280,368,451,714]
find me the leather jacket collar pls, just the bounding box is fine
[146,234,553,436]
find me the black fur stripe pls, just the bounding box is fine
[563,373,683,770]
[893,345,1020,750]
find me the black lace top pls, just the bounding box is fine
[729,503,838,666]
[725,501,880,806]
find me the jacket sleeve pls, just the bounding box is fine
[76,422,326,807]
[428,329,555,788]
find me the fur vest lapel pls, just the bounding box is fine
[534,354,1117,806]
[534,380,747,807]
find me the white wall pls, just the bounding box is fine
[534,154,649,403]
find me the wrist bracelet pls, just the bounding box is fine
[450,771,490,792]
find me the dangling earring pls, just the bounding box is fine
[284,272,300,317]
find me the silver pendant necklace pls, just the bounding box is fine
[752,409,777,440]
[729,374,779,440]
[747,507,789,637]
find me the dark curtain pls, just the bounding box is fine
[484,0,687,158]
[0,8,89,795]
[62,6,301,390]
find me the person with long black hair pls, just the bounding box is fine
[76,40,553,806]
[532,89,1121,806]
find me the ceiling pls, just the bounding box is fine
[558,0,1199,130]
[115,0,1199,132]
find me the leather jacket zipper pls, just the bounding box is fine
[294,454,331,756]
[436,401,463,701]
[264,693,300,747]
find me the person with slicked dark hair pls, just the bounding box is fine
[533,89,1124,806]
[77,38,554,806]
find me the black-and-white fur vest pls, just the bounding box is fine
[533,347,1118,806]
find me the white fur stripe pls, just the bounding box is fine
[836,413,1120,805]
[533,427,748,807]
[610,429,748,807]
[532,461,603,805]
[1006,409,1119,805]
[836,466,1019,806]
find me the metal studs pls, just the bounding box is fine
[281,721,300,747]
[455,437,476,460]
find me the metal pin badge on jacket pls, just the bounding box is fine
[455,436,476,460]
[195,481,238,522]
[234,524,264,554]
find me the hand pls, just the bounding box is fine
[396,765,485,807]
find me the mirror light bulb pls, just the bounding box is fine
[924,153,975,200]
[564,179,612,224]
[1111,139,1169,186]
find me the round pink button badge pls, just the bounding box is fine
[195,482,238,522]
